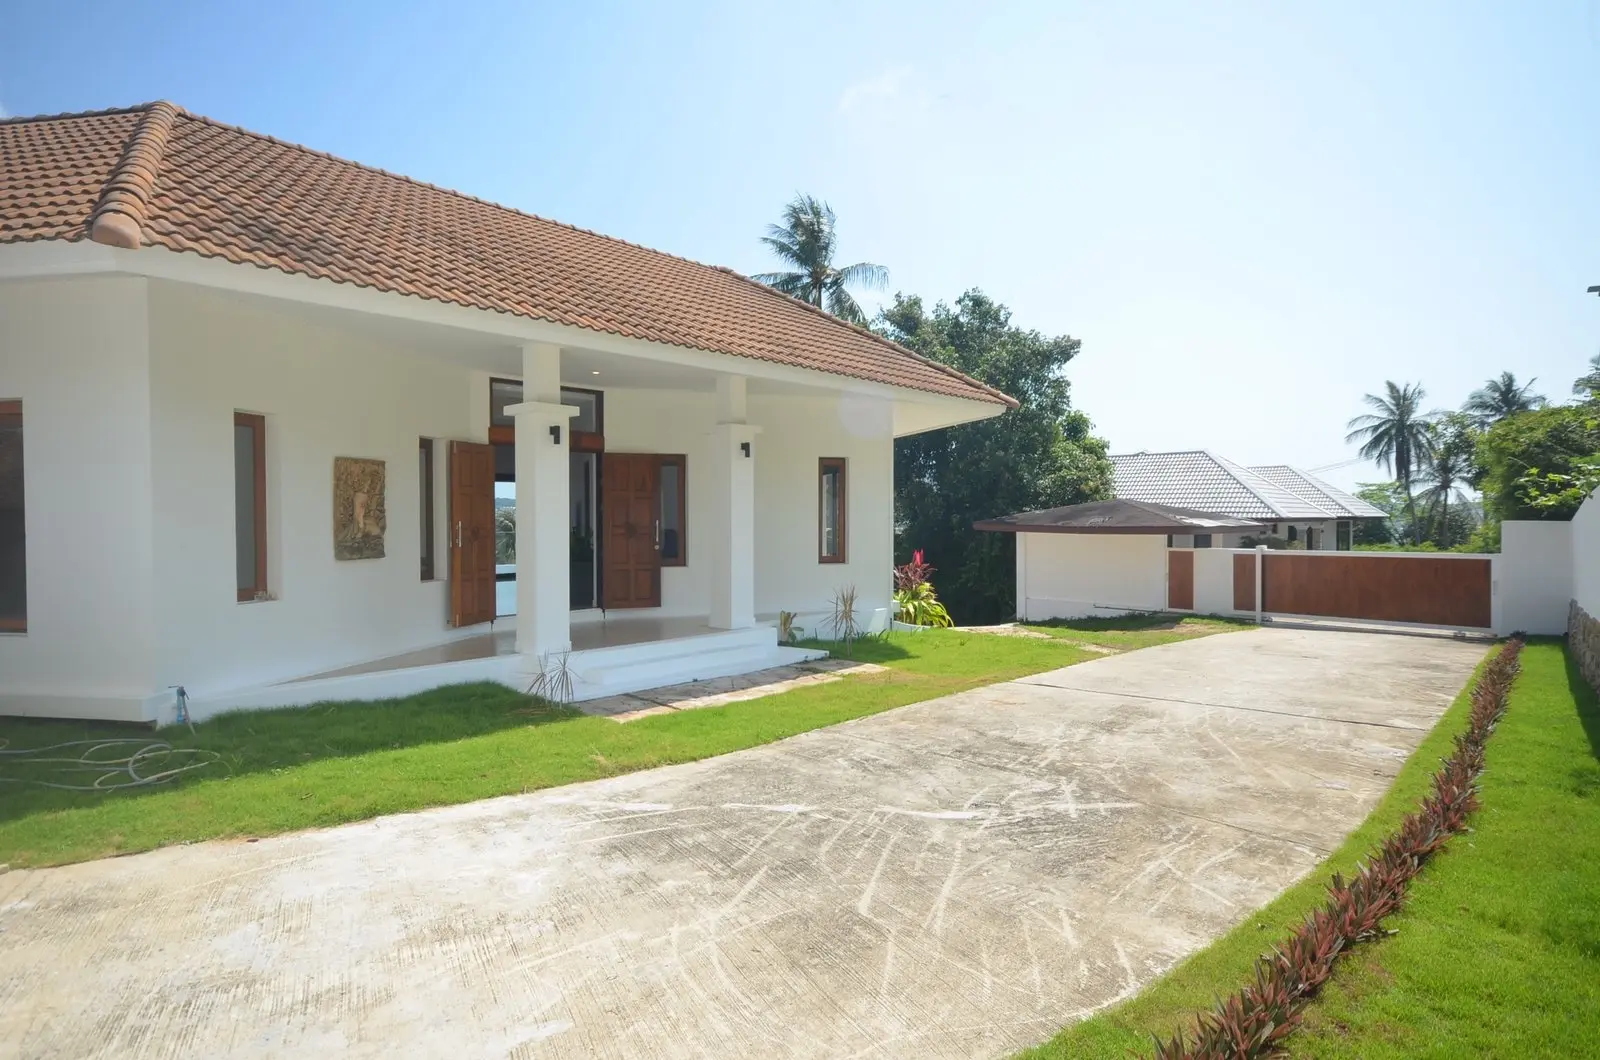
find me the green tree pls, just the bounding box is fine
[1353,482,1405,545]
[1345,381,1435,542]
[752,194,887,324]
[881,291,1112,624]
[1463,371,1545,427]
[1475,404,1600,521]
[1415,414,1478,547]
[1574,353,1600,400]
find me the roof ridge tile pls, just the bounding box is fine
[87,101,180,249]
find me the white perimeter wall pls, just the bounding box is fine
[1498,520,1574,635]
[1574,495,1600,617]
[0,277,161,719]
[1017,533,1167,621]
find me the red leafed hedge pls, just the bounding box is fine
[1153,637,1525,1060]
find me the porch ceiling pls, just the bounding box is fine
[164,280,991,415]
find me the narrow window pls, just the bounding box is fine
[1193,533,1213,549]
[1336,520,1351,551]
[234,412,267,601]
[1286,525,1298,544]
[0,401,24,631]
[819,457,846,563]
[419,438,436,580]
[658,454,686,566]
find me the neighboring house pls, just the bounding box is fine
[1111,450,1385,550]
[0,102,1014,722]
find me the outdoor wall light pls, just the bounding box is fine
[740,441,751,458]
[550,425,562,445]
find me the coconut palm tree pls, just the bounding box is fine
[1575,353,1600,399]
[1415,415,1475,547]
[753,194,887,325]
[1346,381,1436,543]
[1463,371,1545,426]
[1346,381,1436,488]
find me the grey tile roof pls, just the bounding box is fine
[1110,450,1342,521]
[1247,465,1388,519]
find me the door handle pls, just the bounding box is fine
[456,521,463,548]
[654,519,661,551]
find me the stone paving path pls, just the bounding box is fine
[580,658,887,721]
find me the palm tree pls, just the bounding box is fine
[753,194,887,325]
[1463,371,1544,426]
[1346,381,1435,543]
[1415,416,1474,547]
[1575,353,1600,399]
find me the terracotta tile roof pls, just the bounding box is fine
[0,103,1014,408]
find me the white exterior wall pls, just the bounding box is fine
[1573,495,1600,617]
[148,282,480,701]
[598,389,893,632]
[1498,520,1574,635]
[751,393,894,632]
[0,277,162,720]
[2,277,906,719]
[1016,533,1167,621]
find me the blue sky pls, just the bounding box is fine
[4,1,1597,489]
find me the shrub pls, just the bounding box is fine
[893,550,954,628]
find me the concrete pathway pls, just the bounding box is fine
[0,628,1485,1060]
[581,657,887,722]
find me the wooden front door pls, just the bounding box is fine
[602,453,661,609]
[448,441,497,627]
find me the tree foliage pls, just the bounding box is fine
[1344,381,1435,490]
[1574,353,1600,400]
[1475,403,1600,521]
[882,291,1112,624]
[1414,413,1478,547]
[1463,371,1544,427]
[752,194,887,324]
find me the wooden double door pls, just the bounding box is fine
[449,445,664,626]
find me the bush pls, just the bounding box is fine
[892,550,954,628]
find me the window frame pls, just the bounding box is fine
[818,457,847,564]
[419,437,436,581]
[657,453,687,567]
[1193,533,1213,549]
[234,411,268,602]
[0,400,24,632]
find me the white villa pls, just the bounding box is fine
[0,102,1014,723]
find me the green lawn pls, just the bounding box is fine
[1022,613,1252,650]
[1022,640,1600,1060]
[0,625,1193,869]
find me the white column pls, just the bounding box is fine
[707,376,759,630]
[507,343,578,657]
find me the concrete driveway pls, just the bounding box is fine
[0,628,1484,1059]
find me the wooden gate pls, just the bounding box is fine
[1244,552,1492,629]
[1166,550,1194,610]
